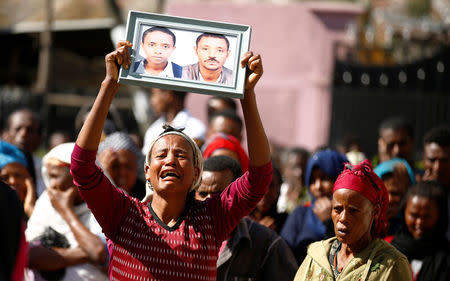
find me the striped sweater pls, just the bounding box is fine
[71,144,272,281]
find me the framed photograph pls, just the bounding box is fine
[118,10,251,99]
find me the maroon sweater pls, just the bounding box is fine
[71,144,272,281]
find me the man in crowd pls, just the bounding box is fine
[2,108,46,196]
[195,155,297,281]
[422,125,450,241]
[206,96,237,120]
[206,109,243,142]
[141,88,206,154]
[134,26,182,78]
[183,33,232,85]
[377,116,415,168]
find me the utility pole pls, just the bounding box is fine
[33,0,53,95]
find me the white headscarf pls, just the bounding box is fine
[41,142,75,189]
[142,125,203,202]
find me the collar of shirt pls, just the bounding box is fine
[198,70,222,83]
[143,60,175,78]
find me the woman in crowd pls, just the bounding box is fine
[294,160,411,281]
[281,149,347,264]
[26,142,108,281]
[390,181,449,281]
[97,131,145,199]
[374,158,415,236]
[0,140,36,217]
[70,41,272,280]
[202,132,249,172]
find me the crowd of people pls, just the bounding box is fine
[0,40,449,281]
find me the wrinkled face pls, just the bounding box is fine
[146,135,199,197]
[98,149,137,194]
[3,111,41,152]
[332,189,378,247]
[309,167,334,199]
[284,153,307,187]
[256,169,281,215]
[423,143,450,188]
[141,31,175,67]
[378,128,413,162]
[404,195,439,239]
[195,36,230,71]
[150,88,172,116]
[207,116,242,142]
[0,162,30,201]
[195,170,233,201]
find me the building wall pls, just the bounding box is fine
[168,1,362,150]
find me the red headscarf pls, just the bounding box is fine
[333,159,389,237]
[202,133,249,172]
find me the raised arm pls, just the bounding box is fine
[240,52,271,166]
[76,41,132,150]
[71,41,133,238]
[210,52,273,243]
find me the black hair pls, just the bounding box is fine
[207,96,237,118]
[423,125,450,146]
[403,181,448,236]
[196,33,229,50]
[286,147,310,160]
[172,91,187,103]
[142,26,176,46]
[0,181,25,280]
[209,109,243,130]
[203,155,242,181]
[378,116,414,139]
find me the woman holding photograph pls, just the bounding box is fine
[294,160,411,281]
[70,40,271,280]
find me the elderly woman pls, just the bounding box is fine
[97,132,145,199]
[0,140,36,217]
[390,181,449,281]
[70,41,271,280]
[26,142,108,281]
[294,160,411,281]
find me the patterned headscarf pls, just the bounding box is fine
[333,159,389,237]
[98,132,143,169]
[0,140,28,170]
[143,125,203,202]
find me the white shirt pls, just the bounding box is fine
[26,191,108,281]
[142,109,206,156]
[135,60,175,78]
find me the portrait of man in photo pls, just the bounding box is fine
[134,26,182,78]
[182,33,233,85]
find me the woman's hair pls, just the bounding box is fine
[403,181,448,236]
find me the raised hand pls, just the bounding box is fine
[104,41,133,82]
[240,51,263,91]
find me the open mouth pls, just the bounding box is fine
[336,227,349,236]
[161,171,180,179]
